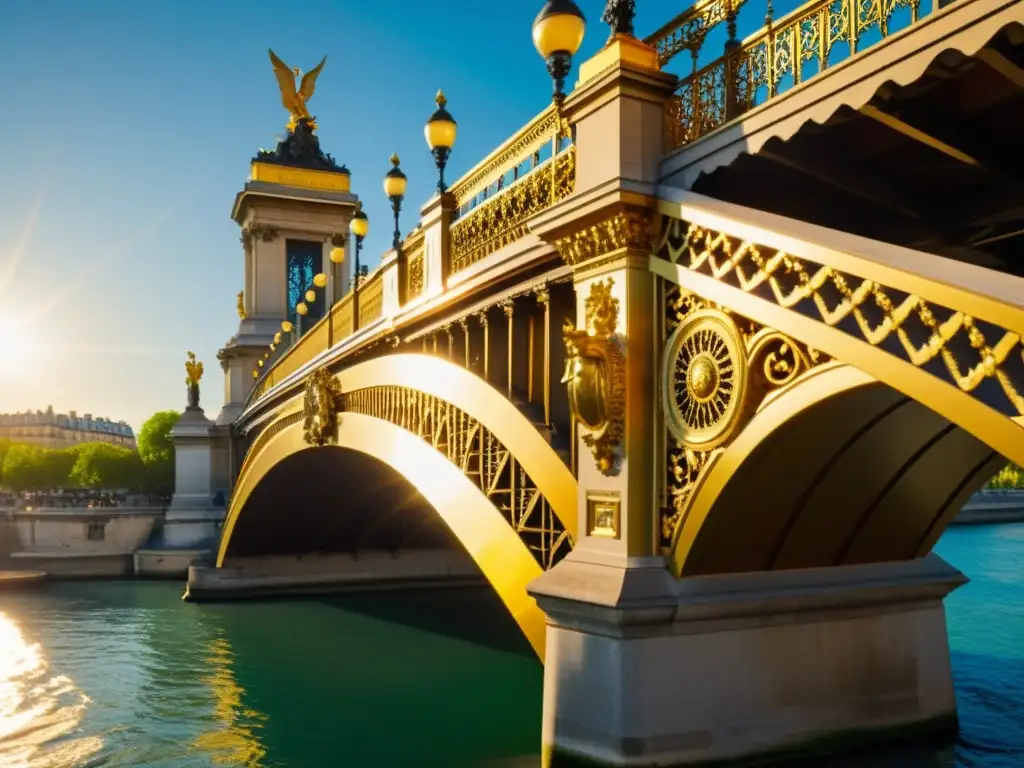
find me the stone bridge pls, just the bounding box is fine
[190,0,1024,764]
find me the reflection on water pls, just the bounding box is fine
[0,526,1019,767]
[0,611,101,768]
[193,637,267,766]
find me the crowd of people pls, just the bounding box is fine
[0,489,168,510]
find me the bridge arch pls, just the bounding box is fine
[654,192,1024,577]
[219,355,579,660]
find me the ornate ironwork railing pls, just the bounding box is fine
[346,385,574,571]
[667,0,924,150]
[450,146,576,275]
[645,0,748,67]
[357,270,384,327]
[448,104,570,220]
[404,228,426,301]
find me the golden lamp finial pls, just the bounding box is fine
[435,89,447,109]
[390,152,400,167]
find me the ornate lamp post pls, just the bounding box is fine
[350,203,369,331]
[383,154,408,249]
[329,233,346,305]
[532,0,587,106]
[295,297,309,336]
[424,91,457,193]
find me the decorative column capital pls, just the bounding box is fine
[500,299,515,319]
[534,285,551,306]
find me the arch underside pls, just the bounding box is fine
[220,413,552,658]
[221,356,581,661]
[676,365,1005,577]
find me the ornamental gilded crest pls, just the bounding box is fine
[561,278,626,476]
[302,368,344,446]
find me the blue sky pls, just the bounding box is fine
[0,0,773,432]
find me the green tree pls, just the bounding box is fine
[0,438,11,477]
[42,447,77,489]
[138,410,180,494]
[70,443,145,490]
[1,443,49,491]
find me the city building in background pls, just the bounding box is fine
[0,406,136,450]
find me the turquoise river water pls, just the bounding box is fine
[0,524,1022,767]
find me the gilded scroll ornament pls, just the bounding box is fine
[562,279,626,475]
[302,367,344,447]
[407,252,424,297]
[659,285,828,548]
[553,210,654,267]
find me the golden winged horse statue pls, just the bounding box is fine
[268,49,327,132]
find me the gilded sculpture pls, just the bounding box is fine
[302,367,344,447]
[185,351,204,410]
[561,278,626,476]
[236,290,246,319]
[268,49,327,132]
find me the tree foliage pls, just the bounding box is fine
[138,410,179,495]
[0,409,179,494]
[1,443,50,491]
[69,443,145,490]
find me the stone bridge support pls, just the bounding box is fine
[525,33,968,768]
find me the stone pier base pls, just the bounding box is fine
[529,553,965,767]
[184,548,485,601]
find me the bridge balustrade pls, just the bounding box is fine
[653,0,934,151]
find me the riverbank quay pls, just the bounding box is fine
[0,505,216,579]
[954,490,1024,525]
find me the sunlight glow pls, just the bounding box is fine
[0,321,34,378]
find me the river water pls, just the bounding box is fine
[0,524,1022,768]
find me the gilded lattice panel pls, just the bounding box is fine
[656,216,1024,416]
[450,147,576,275]
[345,386,573,570]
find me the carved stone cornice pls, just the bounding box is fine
[553,209,656,267]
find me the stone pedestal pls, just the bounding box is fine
[529,553,964,767]
[167,406,224,549]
